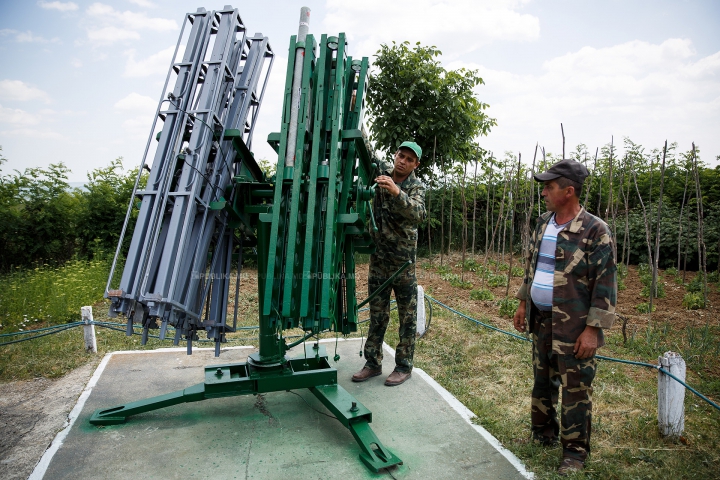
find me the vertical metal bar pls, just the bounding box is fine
[284,7,311,167]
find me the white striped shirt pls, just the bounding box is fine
[530,215,570,311]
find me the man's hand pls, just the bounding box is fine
[574,325,600,359]
[513,300,527,333]
[375,175,400,197]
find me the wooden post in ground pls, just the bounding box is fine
[416,285,426,337]
[658,351,685,438]
[81,306,97,353]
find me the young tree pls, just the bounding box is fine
[367,41,496,178]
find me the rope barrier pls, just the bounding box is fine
[424,293,720,414]
[2,297,718,414]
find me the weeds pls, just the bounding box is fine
[635,302,656,314]
[497,297,519,318]
[487,273,509,288]
[682,292,705,310]
[469,289,495,302]
[0,259,112,331]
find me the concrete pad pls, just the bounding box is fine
[32,339,531,479]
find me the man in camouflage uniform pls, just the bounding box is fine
[352,141,426,386]
[512,159,617,475]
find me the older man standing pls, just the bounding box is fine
[513,159,617,475]
[352,141,426,387]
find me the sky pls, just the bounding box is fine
[0,0,719,182]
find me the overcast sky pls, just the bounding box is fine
[1,0,718,181]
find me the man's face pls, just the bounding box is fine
[541,180,571,212]
[393,148,419,178]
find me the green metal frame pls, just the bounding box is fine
[90,32,402,473]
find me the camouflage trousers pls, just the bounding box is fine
[363,256,417,374]
[531,312,596,462]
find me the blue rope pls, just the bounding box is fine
[0,322,84,338]
[424,294,720,414]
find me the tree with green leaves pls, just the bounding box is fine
[367,41,496,177]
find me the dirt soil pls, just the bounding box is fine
[1,253,717,478]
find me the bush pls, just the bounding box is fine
[617,263,628,279]
[436,264,452,275]
[498,297,519,318]
[487,273,508,288]
[664,266,678,277]
[460,258,481,271]
[470,289,495,301]
[618,277,626,291]
[708,271,719,284]
[686,273,705,293]
[498,262,509,272]
[635,302,656,314]
[441,273,473,289]
[641,281,665,299]
[682,293,705,310]
[511,266,524,278]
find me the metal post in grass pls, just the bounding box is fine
[658,351,685,437]
[81,306,97,353]
[416,285,426,337]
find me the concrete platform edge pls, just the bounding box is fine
[381,342,534,479]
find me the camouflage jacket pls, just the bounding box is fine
[516,207,617,354]
[370,159,426,264]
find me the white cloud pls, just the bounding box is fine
[0,80,51,103]
[70,58,82,67]
[0,104,41,126]
[323,0,539,58]
[86,3,177,31]
[123,45,181,77]
[121,116,154,139]
[128,0,156,7]
[0,29,56,43]
[15,31,57,43]
[114,92,157,115]
[38,1,79,11]
[87,27,141,43]
[451,38,720,159]
[0,128,66,140]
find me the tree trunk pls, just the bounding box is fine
[471,158,478,256]
[650,141,667,314]
[461,162,468,281]
[449,165,454,255]
[485,163,508,274]
[429,136,436,258]
[506,153,521,298]
[630,155,654,274]
[585,147,598,210]
[440,156,446,266]
[677,159,690,271]
[524,143,538,260]
[691,143,708,307]
[485,155,494,254]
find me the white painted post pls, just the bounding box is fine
[81,306,97,353]
[658,351,685,437]
[416,285,426,337]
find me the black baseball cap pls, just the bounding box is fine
[534,159,589,184]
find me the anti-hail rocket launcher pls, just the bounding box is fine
[94,5,402,473]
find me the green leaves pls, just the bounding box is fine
[366,41,496,177]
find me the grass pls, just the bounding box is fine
[2,257,720,479]
[393,304,720,479]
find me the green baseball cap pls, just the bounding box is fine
[398,141,422,160]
